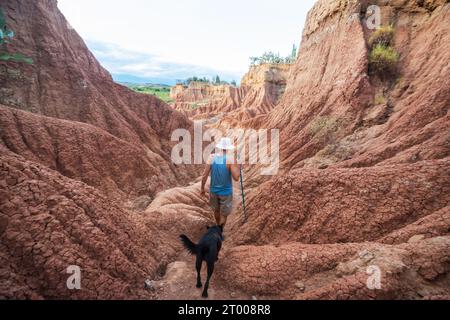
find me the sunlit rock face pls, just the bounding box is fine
[221,0,450,300]
[170,63,292,125]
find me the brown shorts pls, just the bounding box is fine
[210,193,233,216]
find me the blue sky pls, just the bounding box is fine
[58,0,317,84]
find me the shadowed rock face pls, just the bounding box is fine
[0,105,182,199]
[0,150,170,299]
[220,0,450,299]
[0,0,202,299]
[0,0,200,198]
[0,149,212,299]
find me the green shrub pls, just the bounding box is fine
[0,52,33,64]
[249,43,298,66]
[309,117,339,136]
[369,44,399,77]
[369,25,395,48]
[316,142,353,161]
[374,93,387,105]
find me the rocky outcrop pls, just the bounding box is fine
[230,160,450,246]
[0,0,201,299]
[0,149,176,299]
[219,237,450,299]
[0,0,200,198]
[263,0,450,170]
[171,82,244,119]
[170,63,291,124]
[221,160,450,299]
[0,105,184,199]
[0,147,213,299]
[236,63,291,113]
[171,82,239,104]
[219,0,450,300]
[0,0,189,148]
[219,64,291,127]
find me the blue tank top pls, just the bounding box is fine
[210,154,233,196]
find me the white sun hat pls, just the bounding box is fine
[216,137,235,150]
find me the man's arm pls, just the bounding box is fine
[201,164,211,196]
[229,164,241,182]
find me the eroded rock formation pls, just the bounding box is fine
[0,0,449,300]
[170,63,291,125]
[0,0,200,199]
[0,0,202,299]
[265,0,450,170]
[219,0,450,299]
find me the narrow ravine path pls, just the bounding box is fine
[151,252,251,300]
[149,183,251,300]
[140,111,259,300]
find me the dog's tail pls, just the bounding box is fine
[179,235,197,255]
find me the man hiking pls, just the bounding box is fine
[201,137,241,227]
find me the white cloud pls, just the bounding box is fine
[86,40,242,83]
[58,0,317,83]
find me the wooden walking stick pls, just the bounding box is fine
[239,164,248,224]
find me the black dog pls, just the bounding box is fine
[180,225,224,298]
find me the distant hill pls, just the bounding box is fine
[119,82,171,88]
[112,73,176,86]
[121,83,173,103]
